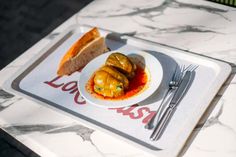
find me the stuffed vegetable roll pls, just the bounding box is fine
[100,65,129,89]
[105,52,136,78]
[93,70,124,97]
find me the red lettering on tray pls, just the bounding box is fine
[109,105,156,124]
[44,76,157,123]
[62,81,77,91]
[74,90,86,105]
[44,76,86,105]
[44,76,64,88]
[139,108,156,124]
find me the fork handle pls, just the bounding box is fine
[145,89,171,130]
[150,106,176,141]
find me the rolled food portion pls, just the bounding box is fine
[100,65,129,89]
[93,70,125,98]
[105,52,136,79]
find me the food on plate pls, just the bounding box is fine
[93,65,129,98]
[93,70,125,98]
[86,52,148,99]
[57,27,108,76]
[100,65,129,89]
[105,52,137,78]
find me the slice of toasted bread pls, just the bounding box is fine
[57,27,107,76]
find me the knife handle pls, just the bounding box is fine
[150,106,176,141]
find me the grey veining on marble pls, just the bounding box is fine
[195,98,225,130]
[3,124,60,135]
[194,70,236,133]
[79,0,230,19]
[0,89,22,112]
[3,124,95,142]
[46,124,94,142]
[0,89,14,99]
[0,88,95,144]
[45,33,60,40]
[77,0,236,64]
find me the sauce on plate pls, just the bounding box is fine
[86,65,149,100]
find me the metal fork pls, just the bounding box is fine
[145,64,196,130]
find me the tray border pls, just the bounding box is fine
[2,24,232,157]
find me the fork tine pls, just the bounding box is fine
[191,65,199,71]
[188,65,198,72]
[175,65,181,82]
[185,64,199,72]
[172,64,198,86]
[172,65,179,81]
[173,65,178,78]
[188,65,194,71]
[178,65,184,82]
[174,65,182,85]
[181,65,185,78]
[184,64,193,72]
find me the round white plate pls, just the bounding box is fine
[78,50,163,108]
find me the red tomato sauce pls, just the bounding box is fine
[86,65,148,100]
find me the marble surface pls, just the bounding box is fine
[1,0,236,156]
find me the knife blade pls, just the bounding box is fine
[169,71,192,107]
[150,71,192,141]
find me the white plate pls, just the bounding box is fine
[78,50,163,108]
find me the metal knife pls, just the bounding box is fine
[150,71,193,141]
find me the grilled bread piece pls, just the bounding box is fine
[57,27,108,76]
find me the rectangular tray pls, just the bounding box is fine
[2,25,231,157]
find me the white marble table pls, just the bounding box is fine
[1,0,236,156]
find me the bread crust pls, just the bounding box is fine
[57,37,107,76]
[57,28,107,76]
